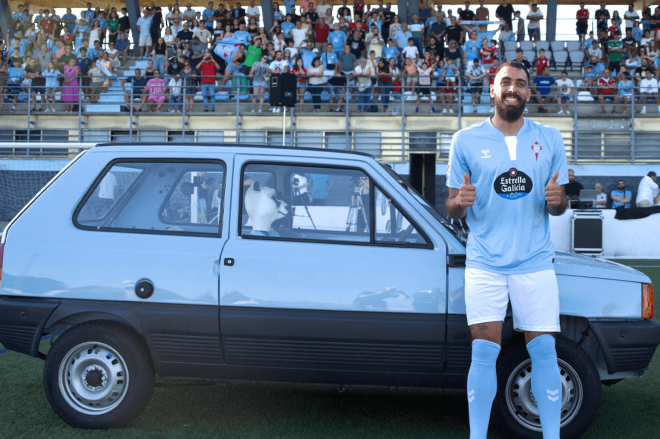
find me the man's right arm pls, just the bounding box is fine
[446,174,475,219]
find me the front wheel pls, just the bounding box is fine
[492,335,601,439]
[43,321,154,429]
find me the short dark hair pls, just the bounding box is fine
[499,61,530,83]
[561,70,567,74]
[649,171,657,178]
[516,48,523,53]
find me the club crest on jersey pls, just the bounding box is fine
[494,168,533,200]
[531,142,542,161]
[481,149,491,159]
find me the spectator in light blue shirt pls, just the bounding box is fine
[328,24,347,53]
[632,22,642,42]
[382,39,400,61]
[83,4,96,22]
[611,180,632,208]
[233,23,252,43]
[655,56,660,71]
[394,24,412,50]
[62,10,78,34]
[281,16,295,38]
[283,0,296,14]
[202,4,216,29]
[12,6,27,24]
[300,41,317,69]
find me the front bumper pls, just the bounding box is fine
[589,319,660,374]
[0,297,60,357]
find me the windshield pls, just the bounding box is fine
[379,162,468,246]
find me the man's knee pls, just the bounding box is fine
[470,321,503,345]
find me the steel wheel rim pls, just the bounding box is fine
[504,358,583,432]
[58,341,130,415]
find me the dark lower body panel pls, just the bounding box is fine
[589,319,660,374]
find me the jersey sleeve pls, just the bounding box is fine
[549,130,569,186]
[446,133,469,189]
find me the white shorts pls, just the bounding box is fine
[465,268,561,332]
[139,35,153,47]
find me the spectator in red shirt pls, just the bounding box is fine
[40,9,56,35]
[479,38,494,67]
[196,52,221,112]
[597,68,620,113]
[314,17,330,52]
[576,2,589,45]
[353,0,365,19]
[535,48,549,76]
[488,57,500,112]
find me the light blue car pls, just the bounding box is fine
[0,144,658,437]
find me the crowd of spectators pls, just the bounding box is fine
[1,1,660,114]
[564,169,659,209]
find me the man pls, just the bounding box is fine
[430,11,447,48]
[514,10,525,42]
[314,17,330,52]
[196,52,221,112]
[459,1,476,22]
[394,22,413,51]
[496,0,514,30]
[636,172,660,207]
[12,4,28,24]
[35,44,54,73]
[624,3,639,32]
[445,17,463,45]
[61,8,78,35]
[234,22,252,43]
[118,8,131,37]
[595,2,610,34]
[526,4,543,42]
[308,174,334,205]
[190,36,207,71]
[317,0,332,18]
[120,68,148,112]
[23,58,45,111]
[532,66,554,113]
[347,29,366,58]
[477,0,490,22]
[183,3,197,21]
[408,13,424,54]
[328,23,347,54]
[596,70,618,113]
[611,180,632,208]
[246,0,260,22]
[466,58,487,112]
[576,3,589,46]
[564,169,584,201]
[622,28,637,56]
[639,69,660,114]
[587,40,602,63]
[116,32,131,66]
[337,0,351,19]
[137,8,154,60]
[446,60,568,439]
[203,2,217,29]
[291,20,310,48]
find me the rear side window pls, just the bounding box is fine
[75,160,226,236]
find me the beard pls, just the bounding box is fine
[495,92,526,123]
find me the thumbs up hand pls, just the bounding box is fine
[459,173,476,207]
[545,171,562,206]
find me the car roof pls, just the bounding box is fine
[94,143,375,159]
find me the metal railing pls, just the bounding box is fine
[1,74,660,164]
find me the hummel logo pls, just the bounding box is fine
[480,149,491,159]
[547,389,559,402]
[468,390,475,402]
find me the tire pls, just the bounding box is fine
[492,335,601,439]
[43,321,154,429]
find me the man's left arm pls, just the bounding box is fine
[546,132,569,216]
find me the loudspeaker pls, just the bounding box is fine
[269,73,297,107]
[571,211,603,255]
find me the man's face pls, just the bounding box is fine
[464,2,470,9]
[600,2,605,9]
[516,51,523,60]
[41,45,47,53]
[135,69,142,77]
[306,41,313,50]
[344,45,350,53]
[568,170,575,183]
[543,66,550,76]
[490,65,531,123]
[617,181,626,190]
[276,51,282,60]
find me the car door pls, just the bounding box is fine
[218,156,448,385]
[58,154,233,376]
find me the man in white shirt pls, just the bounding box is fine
[586,40,602,62]
[636,172,660,207]
[401,38,419,60]
[136,9,154,59]
[526,4,543,41]
[623,4,639,32]
[291,20,310,48]
[594,183,607,208]
[640,70,660,114]
[555,70,574,115]
[246,0,261,21]
[269,50,289,72]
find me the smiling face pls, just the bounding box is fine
[490,64,531,123]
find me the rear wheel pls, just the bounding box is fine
[492,335,601,439]
[43,321,154,429]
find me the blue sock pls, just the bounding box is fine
[527,335,562,439]
[467,339,501,439]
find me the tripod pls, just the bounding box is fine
[292,186,317,230]
[346,188,369,233]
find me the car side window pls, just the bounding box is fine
[374,187,428,246]
[75,161,225,236]
[240,163,428,247]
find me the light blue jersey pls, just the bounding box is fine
[447,118,569,274]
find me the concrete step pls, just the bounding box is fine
[85,104,122,113]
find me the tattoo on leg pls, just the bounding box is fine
[477,325,489,331]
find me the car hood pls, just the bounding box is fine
[554,252,650,283]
